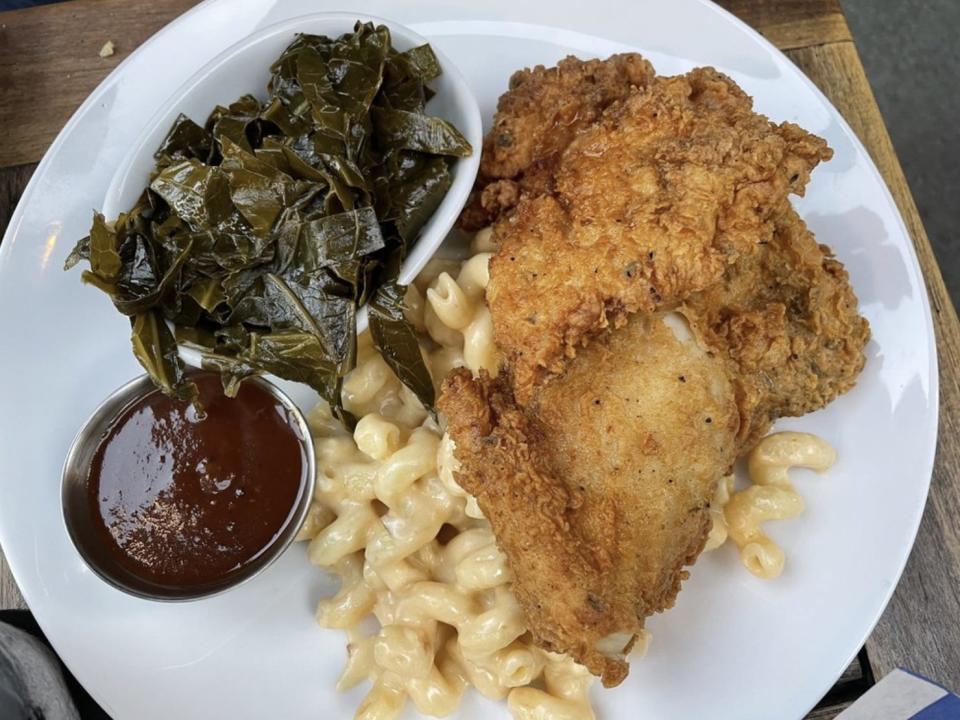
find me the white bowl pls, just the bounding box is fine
[101,11,482,333]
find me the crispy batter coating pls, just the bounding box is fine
[440,314,738,686]
[439,54,869,688]
[485,66,832,400]
[683,206,870,449]
[460,54,656,230]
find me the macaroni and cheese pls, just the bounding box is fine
[303,247,838,718]
[706,432,837,579]
[300,252,596,719]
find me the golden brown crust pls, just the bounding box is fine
[485,68,833,401]
[440,369,630,685]
[441,53,868,688]
[460,53,656,230]
[440,314,738,687]
[682,206,870,449]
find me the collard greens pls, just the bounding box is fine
[67,22,470,417]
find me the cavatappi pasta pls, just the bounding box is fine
[299,248,596,720]
[703,475,735,552]
[404,250,500,382]
[302,237,838,717]
[705,432,837,579]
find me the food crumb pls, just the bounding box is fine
[99,40,115,58]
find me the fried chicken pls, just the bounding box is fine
[683,206,870,449]
[438,54,869,687]
[485,66,832,401]
[459,54,656,230]
[440,313,738,686]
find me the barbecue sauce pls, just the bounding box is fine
[87,372,306,589]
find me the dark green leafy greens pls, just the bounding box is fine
[368,282,435,411]
[65,22,470,418]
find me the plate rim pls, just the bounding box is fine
[701,1,941,711]
[0,1,940,718]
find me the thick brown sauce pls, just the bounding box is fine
[87,372,306,589]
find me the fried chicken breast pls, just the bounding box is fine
[683,206,870,449]
[437,53,869,688]
[460,54,656,230]
[485,66,831,401]
[440,313,738,686]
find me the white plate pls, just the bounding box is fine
[0,1,938,719]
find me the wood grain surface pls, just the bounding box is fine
[720,0,851,49]
[0,543,28,610]
[0,0,199,167]
[0,162,35,611]
[1,0,958,715]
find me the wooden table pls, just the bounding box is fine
[1,1,957,717]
